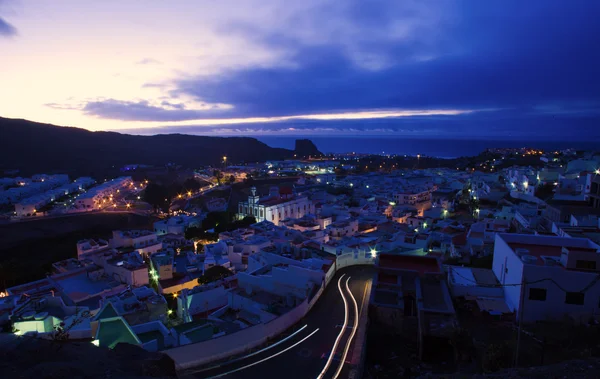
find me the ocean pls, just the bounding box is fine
[256,136,600,158]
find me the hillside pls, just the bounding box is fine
[0,117,321,176]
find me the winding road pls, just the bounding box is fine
[182,266,374,379]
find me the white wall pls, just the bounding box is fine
[492,234,525,312]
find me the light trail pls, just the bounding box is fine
[333,277,360,378]
[188,324,309,374]
[206,328,320,378]
[317,274,349,379]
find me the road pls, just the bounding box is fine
[182,265,374,379]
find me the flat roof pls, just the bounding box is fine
[378,253,440,275]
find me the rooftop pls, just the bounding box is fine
[499,233,600,267]
[378,253,441,275]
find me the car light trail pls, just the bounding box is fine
[333,276,360,379]
[190,324,309,374]
[206,328,320,378]
[317,274,350,379]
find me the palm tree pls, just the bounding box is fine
[213,170,223,186]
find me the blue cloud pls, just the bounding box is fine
[0,16,16,37]
[175,1,600,118]
[79,1,600,137]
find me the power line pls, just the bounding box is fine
[449,265,600,294]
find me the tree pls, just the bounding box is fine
[197,265,233,285]
[143,183,170,211]
[213,170,223,185]
[202,211,232,231]
[535,183,555,201]
[183,177,202,192]
[51,309,92,350]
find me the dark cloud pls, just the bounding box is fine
[117,109,600,139]
[175,1,600,119]
[0,16,17,37]
[81,99,228,121]
[81,1,600,137]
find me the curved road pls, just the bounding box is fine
[182,266,374,379]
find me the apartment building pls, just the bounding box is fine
[238,186,314,225]
[493,233,600,323]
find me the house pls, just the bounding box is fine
[110,230,162,257]
[371,253,456,359]
[237,186,314,225]
[492,233,600,323]
[11,295,92,339]
[75,176,132,210]
[153,215,202,236]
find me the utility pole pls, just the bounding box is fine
[514,273,526,367]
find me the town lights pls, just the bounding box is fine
[187,191,191,197]
[126,203,131,208]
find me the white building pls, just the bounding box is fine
[75,176,132,210]
[153,215,202,236]
[110,230,162,257]
[238,186,314,225]
[493,233,600,323]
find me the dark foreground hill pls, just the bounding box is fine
[0,117,322,176]
[0,334,177,379]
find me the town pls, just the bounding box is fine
[1,147,600,377]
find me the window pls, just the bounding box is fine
[576,260,596,270]
[565,292,585,305]
[528,288,546,301]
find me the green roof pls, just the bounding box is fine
[96,317,141,349]
[93,302,119,321]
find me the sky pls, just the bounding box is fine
[1,0,600,138]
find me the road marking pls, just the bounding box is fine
[187,324,309,374]
[205,328,320,378]
[317,274,349,379]
[333,276,360,379]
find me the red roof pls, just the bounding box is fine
[452,232,468,246]
[378,254,441,275]
[280,186,293,195]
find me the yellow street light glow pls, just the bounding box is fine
[187,191,191,196]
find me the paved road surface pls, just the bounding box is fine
[182,265,374,379]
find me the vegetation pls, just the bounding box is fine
[197,265,233,285]
[143,183,171,211]
[0,117,311,176]
[184,214,256,240]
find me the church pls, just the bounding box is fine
[238,186,314,225]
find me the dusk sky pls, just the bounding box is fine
[1,0,599,137]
